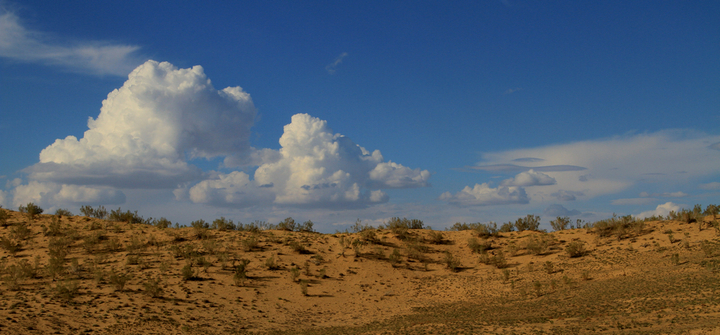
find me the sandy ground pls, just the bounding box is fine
[0,209,719,334]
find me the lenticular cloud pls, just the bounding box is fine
[29,60,257,188]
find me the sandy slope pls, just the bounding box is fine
[0,209,719,334]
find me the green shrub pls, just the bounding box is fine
[0,236,20,255]
[426,230,446,244]
[18,202,43,220]
[80,205,107,219]
[499,222,515,233]
[108,270,131,291]
[298,220,315,232]
[524,234,554,255]
[277,217,296,231]
[443,251,461,272]
[153,217,172,229]
[289,240,309,254]
[242,235,259,252]
[43,216,64,236]
[265,255,279,270]
[388,248,402,267]
[181,263,197,281]
[54,208,73,217]
[467,237,492,253]
[52,280,79,302]
[550,216,570,231]
[191,219,210,239]
[0,209,9,227]
[514,215,541,231]
[108,207,144,223]
[143,277,164,298]
[565,240,587,257]
[212,217,236,231]
[233,259,251,286]
[290,266,300,282]
[10,222,32,240]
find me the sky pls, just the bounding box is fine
[1,0,719,232]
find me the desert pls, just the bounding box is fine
[0,204,719,334]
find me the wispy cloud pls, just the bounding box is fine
[325,52,348,75]
[504,87,522,94]
[0,11,142,75]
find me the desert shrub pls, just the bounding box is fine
[48,237,70,259]
[43,217,64,236]
[125,236,146,253]
[300,279,309,296]
[277,217,297,231]
[388,248,402,267]
[475,222,499,237]
[670,253,680,265]
[202,239,219,255]
[514,215,541,232]
[311,254,324,265]
[18,202,43,220]
[0,209,9,226]
[0,236,20,255]
[499,222,515,233]
[181,263,197,281]
[359,228,379,244]
[289,240,309,254]
[237,220,266,233]
[108,207,143,223]
[11,222,32,240]
[55,208,73,217]
[298,220,315,232]
[153,217,172,229]
[290,266,300,282]
[242,235,259,252]
[108,270,131,291]
[143,277,164,298]
[426,230,446,244]
[233,259,251,286]
[550,216,570,231]
[52,280,79,302]
[467,237,492,253]
[443,251,461,272]
[405,240,428,262]
[265,255,279,270]
[83,231,104,254]
[191,219,210,239]
[351,219,373,233]
[705,204,719,219]
[80,205,107,219]
[699,240,720,257]
[524,233,554,255]
[565,240,587,257]
[544,261,555,274]
[478,250,507,268]
[212,217,237,231]
[592,214,644,239]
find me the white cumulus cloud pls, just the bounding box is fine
[187,114,428,209]
[0,11,142,75]
[440,183,529,207]
[636,202,680,219]
[28,60,257,189]
[500,169,556,187]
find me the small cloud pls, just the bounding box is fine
[325,52,348,75]
[611,198,656,205]
[699,182,720,190]
[636,202,680,219]
[710,142,720,151]
[504,87,522,94]
[440,183,529,207]
[543,204,581,217]
[500,169,556,187]
[551,190,584,201]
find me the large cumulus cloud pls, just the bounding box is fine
[28,60,256,188]
[12,181,125,210]
[186,114,428,209]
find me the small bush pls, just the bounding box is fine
[53,280,79,302]
[242,235,259,252]
[55,208,73,217]
[143,277,164,298]
[277,217,297,231]
[298,220,315,233]
[550,216,570,231]
[80,205,107,219]
[18,202,43,220]
[191,219,210,239]
[181,263,197,281]
[426,230,446,244]
[11,222,32,240]
[290,266,300,282]
[108,207,143,224]
[108,270,131,291]
[289,240,309,254]
[0,209,9,226]
[0,236,20,255]
[265,255,279,270]
[212,217,236,231]
[43,217,64,236]
[565,240,587,257]
[153,217,172,229]
[478,250,507,269]
[544,261,554,274]
[443,251,461,272]
[524,234,554,255]
[467,237,492,253]
[514,215,541,232]
[388,248,402,267]
[300,279,309,296]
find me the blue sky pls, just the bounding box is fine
[1,1,719,231]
